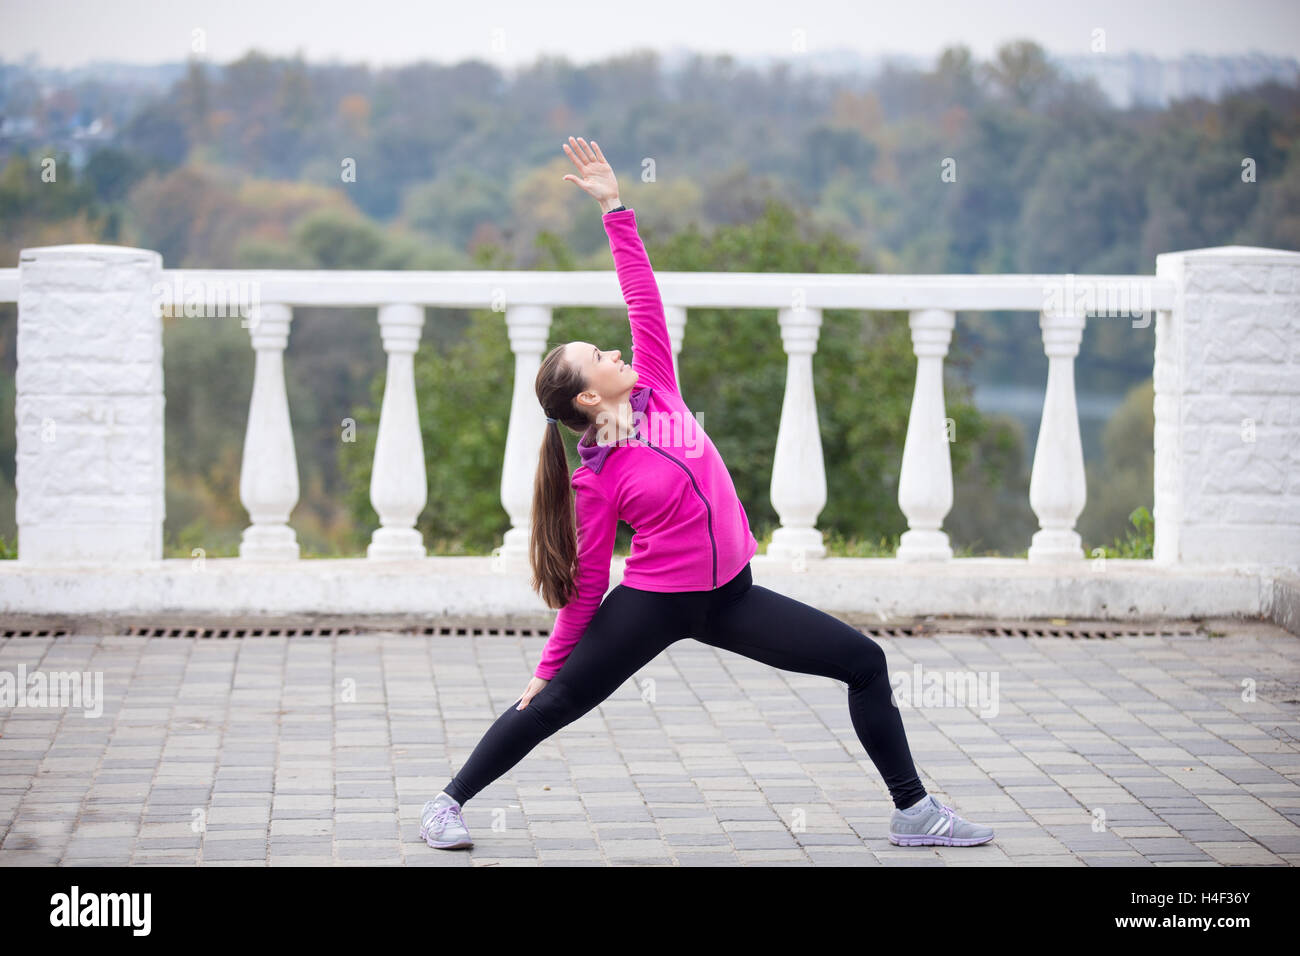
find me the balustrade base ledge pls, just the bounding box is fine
[0,556,1295,636]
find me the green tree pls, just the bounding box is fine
[982,40,1061,110]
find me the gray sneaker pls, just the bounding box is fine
[420,792,473,849]
[889,794,994,846]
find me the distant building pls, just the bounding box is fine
[714,46,1300,108]
[1053,51,1300,108]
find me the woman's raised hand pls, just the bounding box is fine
[562,136,619,204]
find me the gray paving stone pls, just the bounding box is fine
[1122,837,1206,853]
[791,831,867,846]
[535,838,600,851]
[593,826,659,840]
[728,830,802,849]
[1255,834,1300,854]
[1079,854,1151,866]
[137,837,203,849]
[664,830,731,846]
[334,823,400,840]
[200,840,267,861]
[673,851,740,865]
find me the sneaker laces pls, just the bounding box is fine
[934,800,957,837]
[427,801,464,831]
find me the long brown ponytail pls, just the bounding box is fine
[531,343,594,609]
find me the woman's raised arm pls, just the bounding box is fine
[562,136,679,394]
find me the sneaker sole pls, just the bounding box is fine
[419,824,473,849]
[888,831,994,846]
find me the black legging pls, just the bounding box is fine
[443,562,927,810]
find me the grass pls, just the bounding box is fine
[1090,506,1154,560]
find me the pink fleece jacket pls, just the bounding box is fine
[534,206,759,680]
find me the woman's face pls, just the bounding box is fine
[565,340,638,413]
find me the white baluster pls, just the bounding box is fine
[239,302,300,560]
[1028,308,1087,562]
[768,305,827,561]
[897,308,955,561]
[368,303,428,559]
[499,304,552,569]
[663,303,687,395]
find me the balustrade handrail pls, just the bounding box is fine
[0,266,1177,311]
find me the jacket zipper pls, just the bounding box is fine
[646,444,717,588]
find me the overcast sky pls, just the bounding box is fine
[3,0,1299,69]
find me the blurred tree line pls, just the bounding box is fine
[1,40,1296,558]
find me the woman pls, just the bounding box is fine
[420,136,994,853]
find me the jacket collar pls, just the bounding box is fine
[577,385,653,475]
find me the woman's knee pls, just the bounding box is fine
[848,633,890,688]
[522,678,588,734]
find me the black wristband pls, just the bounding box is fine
[606,204,626,214]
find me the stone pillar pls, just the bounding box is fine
[1154,246,1300,570]
[15,244,165,563]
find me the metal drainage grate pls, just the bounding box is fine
[124,625,361,638]
[1,627,73,638]
[0,624,555,639]
[858,626,928,639]
[982,624,1201,639]
[857,623,1203,640]
[415,625,550,637]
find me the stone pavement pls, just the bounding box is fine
[0,619,1297,866]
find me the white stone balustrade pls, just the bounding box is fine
[2,246,1298,630]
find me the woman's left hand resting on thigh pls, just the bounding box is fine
[517,676,549,709]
